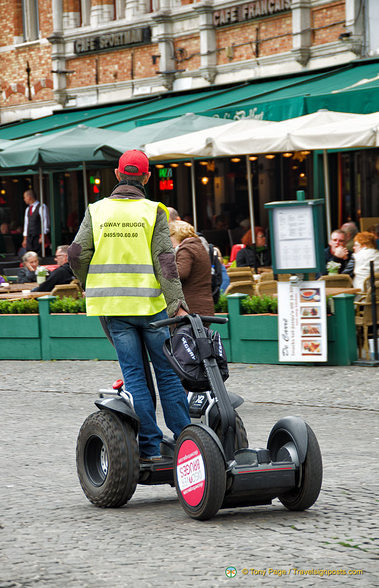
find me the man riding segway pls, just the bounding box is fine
[68,149,190,463]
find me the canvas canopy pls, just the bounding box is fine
[0,125,131,169]
[145,110,377,159]
[95,113,232,158]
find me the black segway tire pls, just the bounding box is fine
[216,410,248,449]
[76,410,139,508]
[174,425,226,521]
[277,424,322,511]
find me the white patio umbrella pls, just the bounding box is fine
[146,110,376,240]
[145,118,273,159]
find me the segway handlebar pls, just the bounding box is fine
[150,313,228,329]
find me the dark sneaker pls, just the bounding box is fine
[139,456,162,463]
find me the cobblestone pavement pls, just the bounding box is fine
[1,361,378,587]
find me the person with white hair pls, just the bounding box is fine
[340,221,358,252]
[17,251,40,283]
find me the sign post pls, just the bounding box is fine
[264,198,327,363]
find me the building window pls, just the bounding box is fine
[22,0,39,41]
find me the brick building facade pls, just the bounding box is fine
[0,0,370,124]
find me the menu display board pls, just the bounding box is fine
[273,206,316,270]
[278,280,327,362]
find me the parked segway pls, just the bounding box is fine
[76,315,246,509]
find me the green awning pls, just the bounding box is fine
[1,59,379,141]
[207,59,379,121]
[0,86,241,140]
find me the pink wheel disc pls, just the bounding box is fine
[176,439,206,506]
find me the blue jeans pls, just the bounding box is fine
[106,310,190,458]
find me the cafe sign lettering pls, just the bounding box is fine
[213,0,291,27]
[74,28,151,55]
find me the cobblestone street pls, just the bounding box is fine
[1,361,378,587]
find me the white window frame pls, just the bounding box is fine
[22,0,39,42]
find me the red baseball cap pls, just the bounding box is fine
[118,149,149,175]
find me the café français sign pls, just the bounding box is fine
[213,0,291,27]
[74,28,151,55]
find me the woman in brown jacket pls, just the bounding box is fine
[169,220,214,317]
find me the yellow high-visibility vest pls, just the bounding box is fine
[86,197,168,316]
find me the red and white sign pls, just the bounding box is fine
[278,280,327,362]
[176,440,206,506]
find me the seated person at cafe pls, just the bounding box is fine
[17,251,39,283]
[236,226,271,269]
[323,229,351,274]
[340,221,358,252]
[350,231,379,291]
[32,245,74,292]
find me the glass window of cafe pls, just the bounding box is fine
[338,149,379,227]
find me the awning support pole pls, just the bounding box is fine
[39,167,45,258]
[82,161,88,209]
[246,155,256,244]
[190,158,197,232]
[323,150,332,238]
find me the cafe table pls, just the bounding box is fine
[0,282,36,292]
[325,287,361,297]
[271,286,361,299]
[0,291,52,300]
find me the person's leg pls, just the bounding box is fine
[28,234,41,255]
[106,316,163,458]
[142,310,190,439]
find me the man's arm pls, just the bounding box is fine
[151,209,188,317]
[67,208,94,288]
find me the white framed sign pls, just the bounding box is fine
[272,206,317,270]
[278,280,327,362]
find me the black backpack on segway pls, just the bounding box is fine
[76,314,322,521]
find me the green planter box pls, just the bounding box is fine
[223,293,357,366]
[0,315,41,359]
[0,294,357,365]
[39,297,117,360]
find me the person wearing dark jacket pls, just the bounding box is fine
[323,230,351,274]
[236,226,271,269]
[17,251,39,283]
[32,245,73,291]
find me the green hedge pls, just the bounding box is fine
[0,294,277,316]
[0,297,86,314]
[215,293,277,314]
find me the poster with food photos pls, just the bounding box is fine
[278,281,327,362]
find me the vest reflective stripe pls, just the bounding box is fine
[88,263,154,274]
[86,286,162,297]
[86,198,168,316]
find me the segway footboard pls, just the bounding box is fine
[221,449,297,509]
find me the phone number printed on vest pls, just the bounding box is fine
[103,232,139,238]
[176,440,206,506]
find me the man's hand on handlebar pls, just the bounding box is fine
[175,306,188,318]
